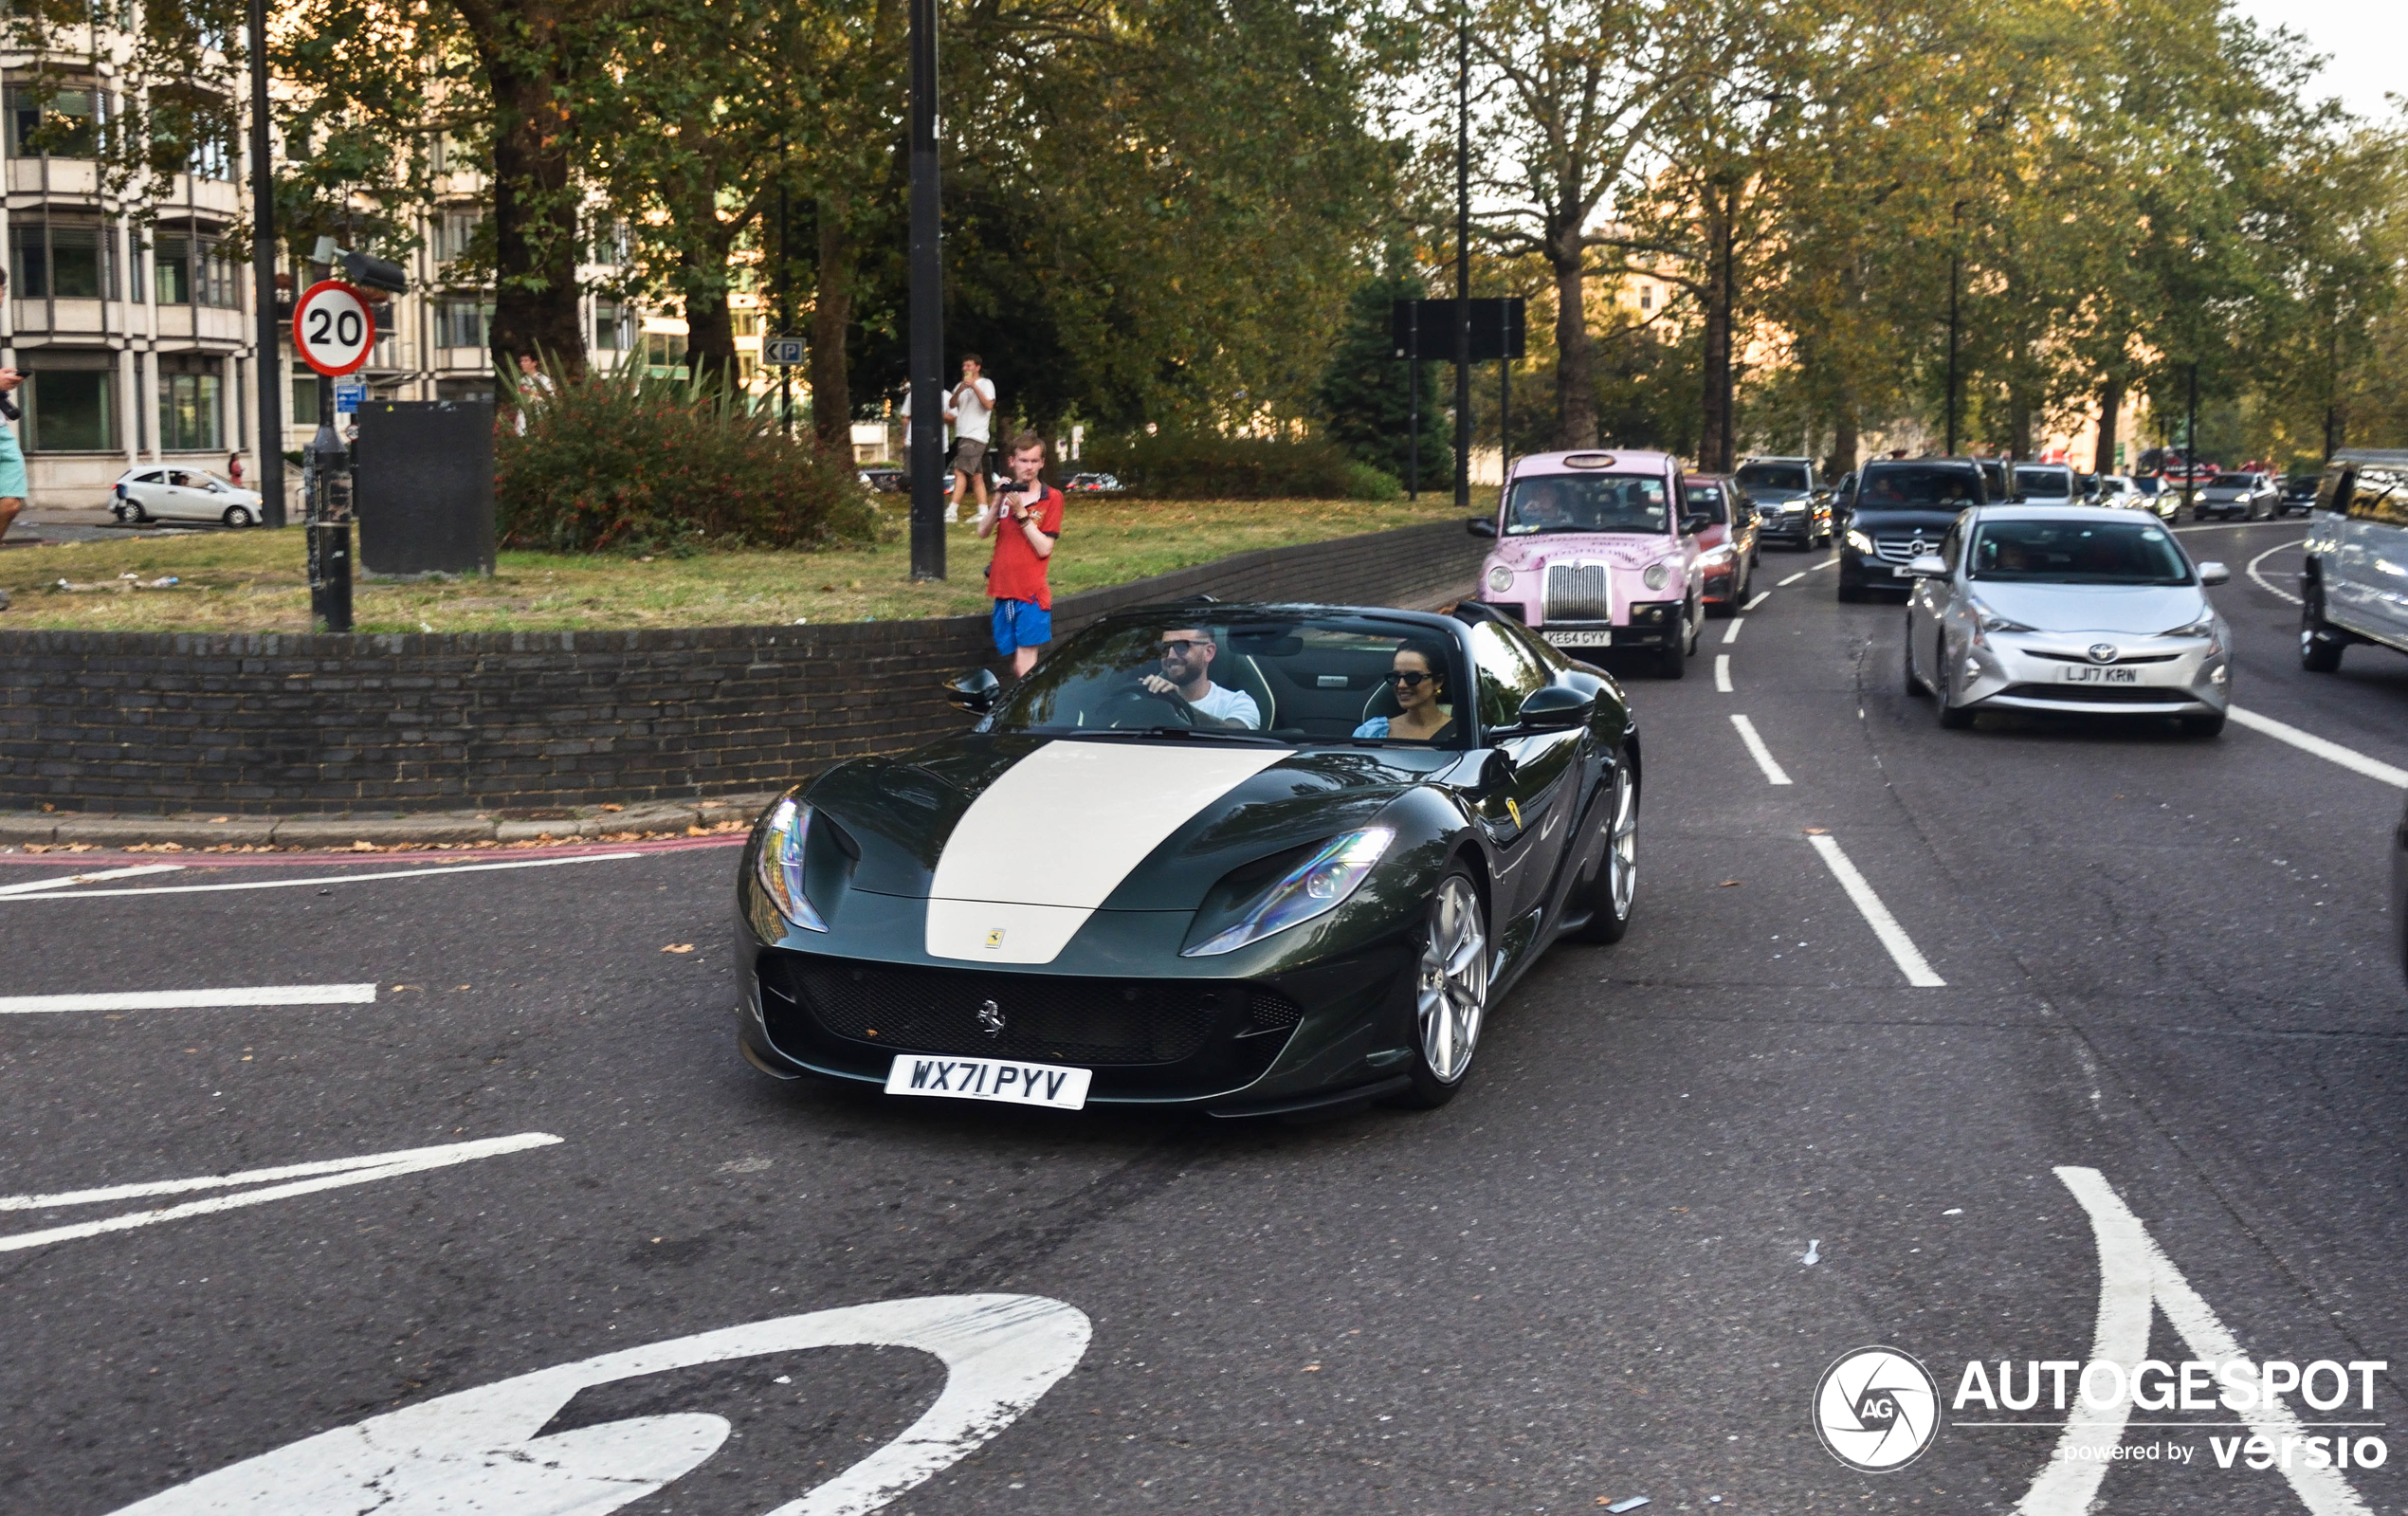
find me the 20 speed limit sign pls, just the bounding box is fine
[293,279,376,377]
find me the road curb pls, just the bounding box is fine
[0,793,780,851]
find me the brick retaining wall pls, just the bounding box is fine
[0,518,1485,815]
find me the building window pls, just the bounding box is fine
[1638,285,1652,311]
[436,376,496,405]
[291,360,319,425]
[25,361,117,450]
[158,360,223,451]
[593,300,628,351]
[195,238,239,307]
[641,330,687,375]
[11,220,116,300]
[155,234,191,303]
[431,209,485,269]
[438,297,493,350]
[589,217,630,266]
[5,84,105,158]
[732,308,763,339]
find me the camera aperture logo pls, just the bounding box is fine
[1815,1346,1941,1471]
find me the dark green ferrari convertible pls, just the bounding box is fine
[734,601,1641,1116]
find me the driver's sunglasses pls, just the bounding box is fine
[1387,670,1433,688]
[1158,639,1206,654]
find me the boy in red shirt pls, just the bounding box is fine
[976,431,1064,677]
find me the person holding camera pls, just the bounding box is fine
[976,431,1063,678]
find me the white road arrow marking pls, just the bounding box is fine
[0,1132,561,1254]
[105,1293,1093,1516]
[2018,1167,2374,1516]
[0,983,377,1015]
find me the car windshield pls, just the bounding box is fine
[1503,473,1669,535]
[990,613,1470,747]
[1686,484,1729,524]
[1735,463,1807,492]
[2016,467,2072,494]
[1969,520,2192,585]
[1860,466,1983,507]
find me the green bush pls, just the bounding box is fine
[495,362,878,554]
[1344,461,1403,500]
[1085,430,1361,500]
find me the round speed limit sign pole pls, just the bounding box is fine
[292,279,374,383]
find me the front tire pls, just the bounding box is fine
[221,504,255,528]
[1567,756,1638,944]
[1396,870,1490,1108]
[2301,585,2346,672]
[1904,624,1928,696]
[1936,662,1975,729]
[2180,713,2226,738]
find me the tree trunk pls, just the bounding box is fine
[2093,373,2123,475]
[463,0,587,377]
[682,251,738,388]
[1828,400,1858,480]
[2007,386,2034,462]
[812,197,855,455]
[1550,229,1596,448]
[1699,199,1733,472]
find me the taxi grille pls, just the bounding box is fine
[761,956,1302,1067]
[1544,563,1612,620]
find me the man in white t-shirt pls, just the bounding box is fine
[943,355,996,523]
[1140,628,1262,729]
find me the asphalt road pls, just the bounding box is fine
[5,515,2403,1515]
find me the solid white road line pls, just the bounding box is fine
[1722,616,1745,646]
[0,983,377,1015]
[0,849,644,901]
[1805,833,1945,987]
[1714,654,1733,692]
[1777,571,1808,587]
[1742,590,1771,611]
[1728,715,1793,785]
[2227,706,2408,789]
[0,864,184,898]
[2017,1168,2375,1516]
[2245,537,2308,605]
[0,1133,562,1255]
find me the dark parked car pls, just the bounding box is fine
[859,465,907,494]
[1835,458,1987,602]
[1731,457,1832,547]
[1065,472,1124,494]
[2279,474,2322,515]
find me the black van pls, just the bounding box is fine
[1835,458,1988,601]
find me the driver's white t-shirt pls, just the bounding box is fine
[1192,683,1261,728]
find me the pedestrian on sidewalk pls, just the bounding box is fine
[977,431,1063,679]
[512,352,556,436]
[0,267,25,610]
[227,451,245,487]
[944,355,995,524]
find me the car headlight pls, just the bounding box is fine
[1183,827,1395,958]
[756,796,830,932]
[2159,615,2216,639]
[1698,544,1733,563]
[1486,564,1515,594]
[1642,561,1671,591]
[1973,605,2034,633]
[1846,529,1875,554]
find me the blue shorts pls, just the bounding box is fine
[992,598,1051,655]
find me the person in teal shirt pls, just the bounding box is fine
[0,268,22,610]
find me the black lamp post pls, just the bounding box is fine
[905,0,945,580]
[1451,14,1471,513]
[246,0,284,527]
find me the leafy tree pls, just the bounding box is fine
[1317,266,1449,486]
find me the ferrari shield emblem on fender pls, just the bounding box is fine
[985,928,1005,949]
[1505,798,1523,830]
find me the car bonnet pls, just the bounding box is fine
[1965,581,2209,635]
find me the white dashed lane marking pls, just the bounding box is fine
[1805,832,1944,987]
[1728,715,1793,785]
[1742,590,1771,611]
[1715,655,1733,692]
[2227,706,2408,789]
[0,849,646,900]
[0,983,379,1015]
[1778,571,1809,587]
[1722,616,1745,646]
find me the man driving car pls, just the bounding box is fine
[1138,628,1261,728]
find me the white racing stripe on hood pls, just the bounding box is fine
[926,740,1286,963]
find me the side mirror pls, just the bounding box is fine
[1465,517,1498,539]
[1681,512,1711,536]
[1906,554,1948,578]
[1513,684,1596,732]
[943,667,1001,714]
[2197,561,2230,586]
[1476,747,1517,793]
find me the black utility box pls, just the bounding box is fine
[355,399,497,577]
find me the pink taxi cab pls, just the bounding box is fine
[1468,449,1706,678]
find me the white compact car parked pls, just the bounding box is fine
[1903,505,2231,737]
[113,467,265,527]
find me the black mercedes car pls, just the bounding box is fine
[735,602,1642,1116]
[1836,458,1987,601]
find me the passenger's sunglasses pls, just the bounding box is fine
[1387,670,1434,688]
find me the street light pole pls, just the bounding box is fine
[905,0,945,580]
[1943,205,1961,457]
[1452,13,1471,513]
[2182,359,2199,519]
[246,0,284,527]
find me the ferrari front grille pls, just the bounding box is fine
[765,956,1301,1067]
[1543,563,1612,621]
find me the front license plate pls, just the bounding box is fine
[1549,630,1613,648]
[1891,565,1919,577]
[885,1053,1092,1109]
[2059,666,2139,684]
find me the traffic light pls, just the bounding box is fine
[342,250,408,294]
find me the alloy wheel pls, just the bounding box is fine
[1415,875,1488,1085]
[1605,764,1637,922]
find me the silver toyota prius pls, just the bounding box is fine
[1902,505,2232,736]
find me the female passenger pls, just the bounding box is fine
[1354,638,1457,743]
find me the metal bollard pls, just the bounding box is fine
[306,423,354,632]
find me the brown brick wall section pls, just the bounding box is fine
[0,519,1486,814]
